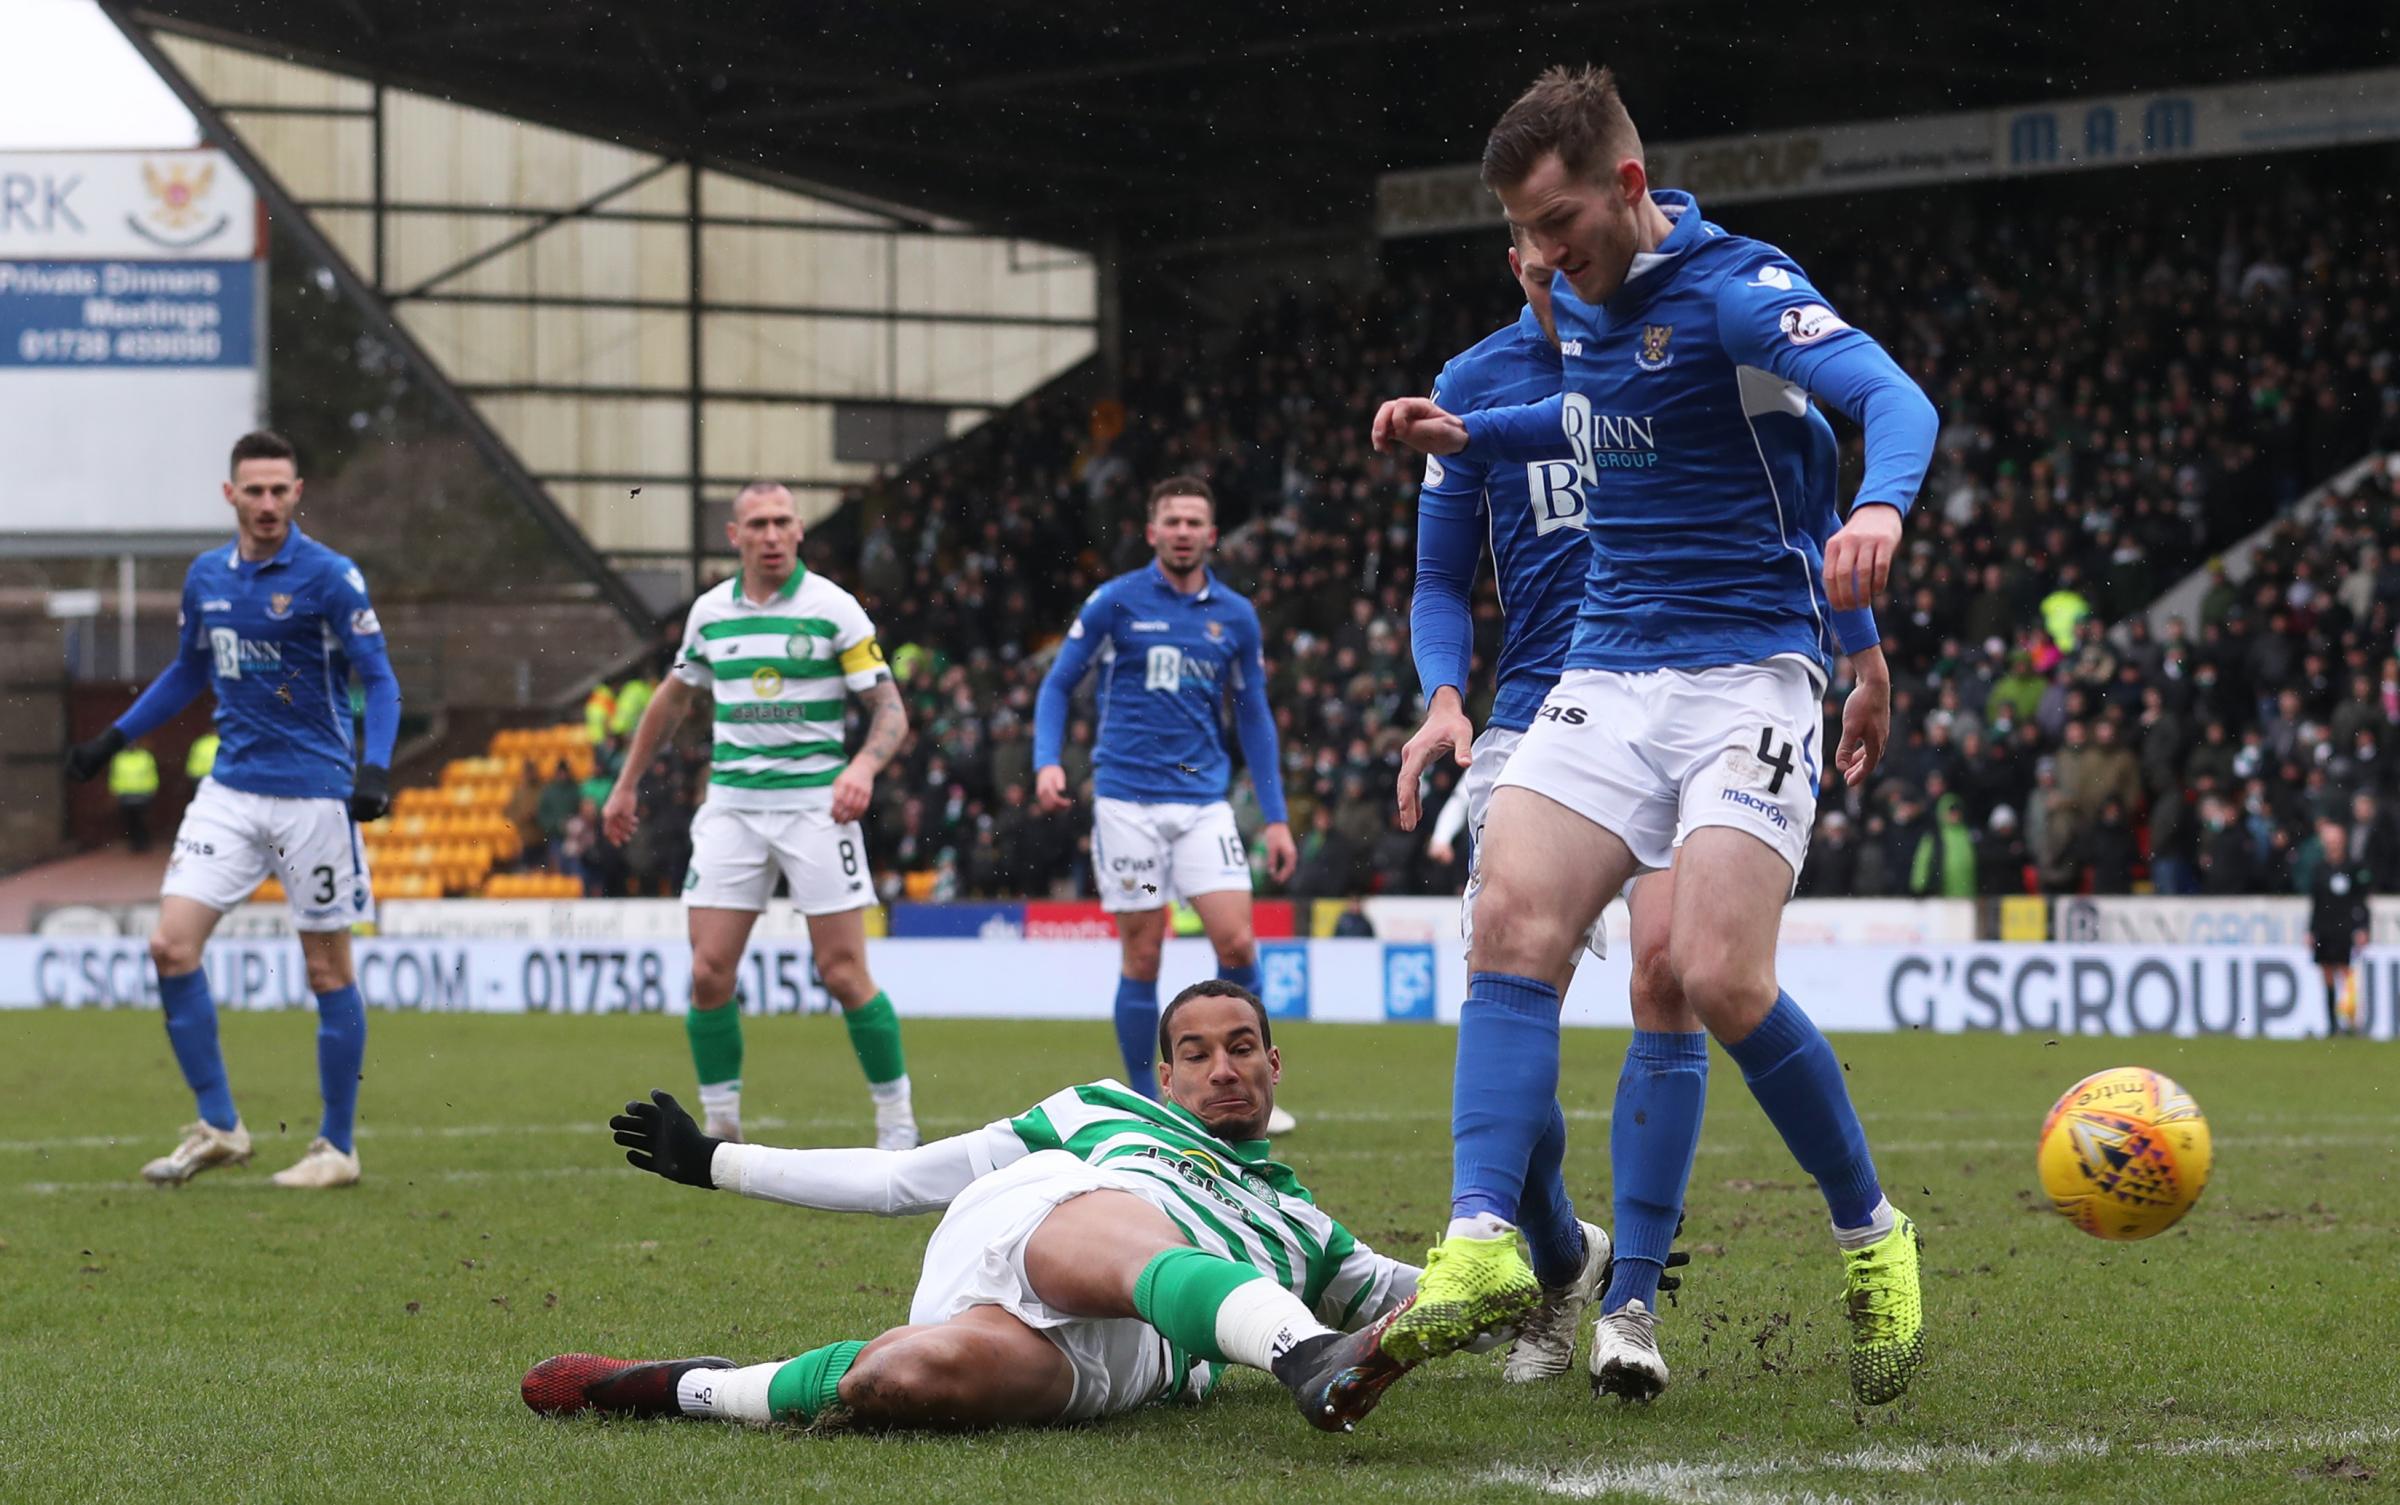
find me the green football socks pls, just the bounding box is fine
[766,1340,867,1422]
[1133,1247,1329,1369]
[844,991,908,1089]
[687,1000,744,1126]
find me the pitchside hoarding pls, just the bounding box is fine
[0,149,263,546]
[0,936,2385,1040]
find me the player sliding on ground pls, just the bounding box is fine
[607,482,918,1150]
[1396,223,1890,1398]
[63,429,399,1190]
[524,982,1547,1433]
[1033,476,1300,1133]
[1372,66,1936,1405]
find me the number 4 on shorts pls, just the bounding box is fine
[1755,727,1796,796]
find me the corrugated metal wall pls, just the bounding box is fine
[160,33,1097,593]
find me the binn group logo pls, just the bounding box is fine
[1561,392,1659,481]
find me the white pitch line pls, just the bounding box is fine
[0,1113,851,1155]
[23,1163,624,1195]
[1495,1422,2400,1503]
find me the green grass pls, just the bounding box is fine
[2,1010,2396,1504]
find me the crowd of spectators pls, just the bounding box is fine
[523,168,2400,905]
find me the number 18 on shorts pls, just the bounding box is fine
[1090,798,1252,913]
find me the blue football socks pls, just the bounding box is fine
[1450,971,1563,1224]
[1519,1099,1587,1288]
[1604,1030,1710,1312]
[1215,958,1263,996]
[1724,992,1882,1229]
[158,968,237,1131]
[1113,974,1161,1099]
[313,984,367,1153]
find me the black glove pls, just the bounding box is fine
[65,726,127,784]
[1600,1214,1695,1303]
[348,763,391,823]
[1657,1248,1692,1299]
[610,1089,723,1190]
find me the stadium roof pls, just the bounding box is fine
[116,0,2389,256]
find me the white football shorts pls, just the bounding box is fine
[1494,658,1823,887]
[683,801,872,916]
[162,777,375,931]
[910,1150,1215,1421]
[1090,797,1251,913]
[1459,723,1608,959]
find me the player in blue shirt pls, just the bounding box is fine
[1370,68,1935,1405]
[64,430,402,1190]
[1395,232,1894,1392]
[1033,476,1299,1126]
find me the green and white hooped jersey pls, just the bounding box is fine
[1004,1080,1406,1333]
[671,566,889,810]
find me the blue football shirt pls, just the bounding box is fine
[1411,305,1590,733]
[1460,190,1937,677]
[175,527,392,800]
[1033,563,1288,821]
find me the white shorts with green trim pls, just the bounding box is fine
[910,1149,1217,1422]
[683,801,871,915]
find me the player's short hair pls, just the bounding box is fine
[229,429,297,475]
[1481,65,1643,191]
[1146,475,1215,520]
[1157,979,1272,1059]
[732,480,795,512]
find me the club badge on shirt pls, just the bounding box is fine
[1636,323,1675,372]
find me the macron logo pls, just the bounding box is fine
[1559,339,1584,356]
[1720,787,1790,830]
[1748,265,1792,290]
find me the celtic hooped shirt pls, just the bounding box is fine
[669,563,889,809]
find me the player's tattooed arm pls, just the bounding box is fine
[851,678,909,776]
[831,679,906,825]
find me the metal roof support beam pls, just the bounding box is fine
[394,157,682,301]
[100,1,660,634]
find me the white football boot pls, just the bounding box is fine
[1503,1220,1610,1382]
[703,1117,744,1144]
[1590,1297,1671,1401]
[140,1120,253,1185]
[1265,1105,1298,1137]
[270,1136,361,1189]
[874,1093,919,1152]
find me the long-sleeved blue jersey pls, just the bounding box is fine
[1413,293,1887,732]
[115,527,401,801]
[1034,563,1288,822]
[1459,191,1936,677]
[1409,305,1589,734]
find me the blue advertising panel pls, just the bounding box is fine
[0,259,255,368]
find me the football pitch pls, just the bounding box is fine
[3,1009,2394,1504]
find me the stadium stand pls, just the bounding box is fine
[191,174,2400,905]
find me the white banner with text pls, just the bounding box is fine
[0,938,2384,1040]
[1377,66,2400,235]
